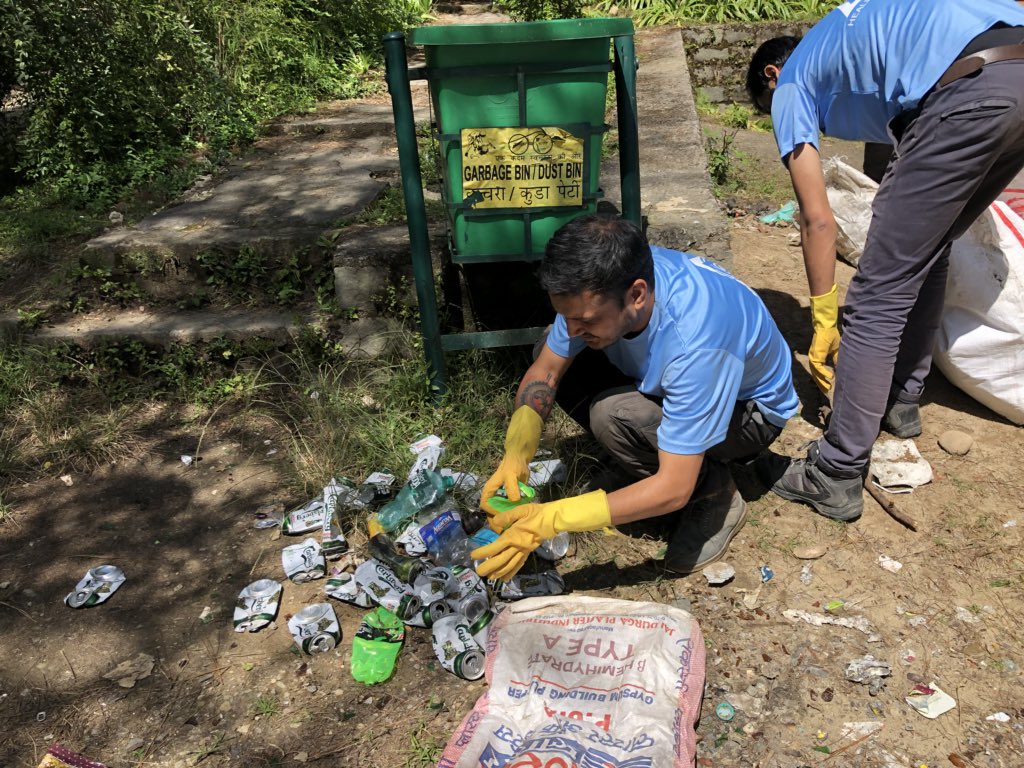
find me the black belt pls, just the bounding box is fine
[937,43,1024,88]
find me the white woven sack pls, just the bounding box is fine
[935,201,1024,424]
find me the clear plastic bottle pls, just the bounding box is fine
[420,508,474,567]
[376,469,454,534]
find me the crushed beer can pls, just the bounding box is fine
[469,607,496,651]
[65,565,125,608]
[354,559,422,622]
[407,434,443,481]
[233,578,282,632]
[536,531,571,561]
[448,592,491,625]
[431,614,485,680]
[405,597,454,628]
[450,564,487,601]
[281,538,326,582]
[396,521,427,557]
[412,566,454,604]
[321,479,351,560]
[325,573,373,608]
[281,497,326,535]
[357,471,397,508]
[495,569,566,600]
[288,602,341,655]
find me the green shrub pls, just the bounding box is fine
[0,0,429,206]
[589,0,832,25]
[498,0,584,21]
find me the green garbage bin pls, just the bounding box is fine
[410,19,632,261]
[384,18,640,395]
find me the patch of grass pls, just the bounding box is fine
[722,103,752,130]
[705,129,739,193]
[252,695,280,718]
[695,90,718,118]
[347,185,408,227]
[187,733,226,765]
[407,724,443,767]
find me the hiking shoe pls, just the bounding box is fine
[882,401,922,438]
[664,463,748,574]
[771,441,863,521]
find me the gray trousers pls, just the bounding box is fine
[820,59,1024,477]
[551,343,782,480]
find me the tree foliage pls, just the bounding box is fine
[0,0,427,204]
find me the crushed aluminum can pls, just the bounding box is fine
[495,570,566,600]
[469,607,496,651]
[321,479,351,560]
[407,434,444,481]
[254,517,280,529]
[354,559,422,622]
[357,471,397,508]
[288,602,341,655]
[281,538,326,583]
[65,564,126,608]
[404,597,453,628]
[325,573,373,608]
[448,592,490,625]
[431,614,485,680]
[412,566,454,605]
[536,531,570,561]
[449,564,487,601]
[281,497,326,535]
[396,521,427,557]
[233,579,282,632]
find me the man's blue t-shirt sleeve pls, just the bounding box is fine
[658,347,745,455]
[771,81,820,161]
[546,314,586,359]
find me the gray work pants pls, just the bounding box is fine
[549,341,782,479]
[820,59,1024,477]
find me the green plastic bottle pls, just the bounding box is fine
[350,607,405,685]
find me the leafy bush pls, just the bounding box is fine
[0,0,429,206]
[498,0,584,21]
[590,0,833,25]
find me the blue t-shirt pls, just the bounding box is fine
[772,0,1024,159]
[546,247,799,456]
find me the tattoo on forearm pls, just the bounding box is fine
[518,379,556,420]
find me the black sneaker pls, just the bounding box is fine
[664,462,748,574]
[882,401,922,438]
[771,441,863,521]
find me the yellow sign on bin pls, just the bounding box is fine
[460,127,585,209]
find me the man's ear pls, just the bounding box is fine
[627,278,648,309]
[763,64,781,88]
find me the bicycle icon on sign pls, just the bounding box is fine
[507,129,556,156]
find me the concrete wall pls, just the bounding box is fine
[681,21,814,105]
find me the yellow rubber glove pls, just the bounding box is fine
[809,283,841,396]
[472,490,611,580]
[480,405,543,515]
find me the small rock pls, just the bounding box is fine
[294,751,308,763]
[672,597,693,613]
[938,430,973,456]
[702,562,735,585]
[793,544,827,560]
[125,738,145,752]
[59,475,74,487]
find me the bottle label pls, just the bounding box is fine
[419,509,462,555]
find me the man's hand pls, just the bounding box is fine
[809,283,840,395]
[480,405,543,514]
[472,490,611,580]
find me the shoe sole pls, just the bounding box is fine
[773,483,862,522]
[883,422,922,439]
[664,499,749,575]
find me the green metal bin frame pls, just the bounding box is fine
[384,18,640,396]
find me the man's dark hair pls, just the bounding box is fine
[539,215,654,305]
[746,35,801,114]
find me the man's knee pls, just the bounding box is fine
[589,387,661,448]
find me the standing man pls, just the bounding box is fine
[470,216,798,580]
[746,0,1024,521]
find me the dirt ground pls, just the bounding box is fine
[3,141,1024,767]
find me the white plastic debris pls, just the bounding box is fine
[528,459,567,487]
[59,475,74,487]
[870,439,933,492]
[1004,519,1018,529]
[905,681,956,719]
[782,609,882,642]
[986,712,1011,722]
[845,655,892,695]
[180,455,193,466]
[955,606,980,624]
[702,562,735,585]
[878,554,903,573]
[799,565,813,585]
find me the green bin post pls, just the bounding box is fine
[385,19,639,396]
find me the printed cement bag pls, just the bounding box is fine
[823,157,877,267]
[438,594,705,768]
[935,201,1024,424]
